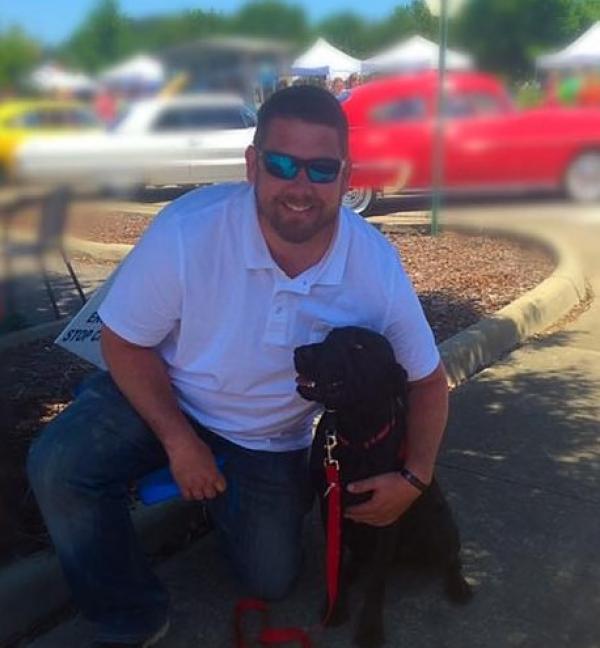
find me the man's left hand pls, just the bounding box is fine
[344,472,422,527]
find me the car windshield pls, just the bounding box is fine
[9,107,100,129]
[151,105,249,131]
[370,97,427,123]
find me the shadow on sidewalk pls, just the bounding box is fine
[435,328,600,647]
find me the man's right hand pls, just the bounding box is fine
[167,434,227,501]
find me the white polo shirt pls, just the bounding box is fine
[99,182,439,451]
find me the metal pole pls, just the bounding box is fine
[430,0,449,236]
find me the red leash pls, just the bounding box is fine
[234,411,343,648]
[322,417,342,626]
[234,598,312,647]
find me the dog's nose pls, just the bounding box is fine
[294,343,317,370]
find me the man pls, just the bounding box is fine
[28,85,448,647]
[331,77,345,97]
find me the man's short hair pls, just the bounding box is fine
[254,85,349,157]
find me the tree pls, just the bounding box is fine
[373,1,438,52]
[454,0,590,78]
[316,12,376,58]
[60,0,127,72]
[0,27,41,90]
[231,1,309,43]
[124,10,229,53]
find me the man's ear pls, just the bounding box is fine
[246,145,257,183]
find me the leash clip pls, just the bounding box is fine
[323,429,339,468]
[322,408,339,468]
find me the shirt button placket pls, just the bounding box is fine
[266,291,287,345]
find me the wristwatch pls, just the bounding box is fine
[399,467,429,493]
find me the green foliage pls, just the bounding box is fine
[315,12,376,58]
[120,10,229,54]
[574,0,600,26]
[372,1,438,54]
[0,27,41,90]
[6,0,600,84]
[316,1,438,59]
[231,1,309,43]
[454,0,597,79]
[59,0,127,72]
[514,83,544,109]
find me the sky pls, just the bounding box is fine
[0,0,409,45]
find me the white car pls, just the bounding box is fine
[14,94,256,191]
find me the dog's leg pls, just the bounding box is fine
[444,554,473,604]
[354,525,399,648]
[345,548,364,585]
[422,479,473,605]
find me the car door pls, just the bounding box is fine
[443,91,554,189]
[139,106,201,185]
[352,94,434,192]
[186,106,255,184]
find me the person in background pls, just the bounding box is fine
[347,73,361,89]
[557,71,583,106]
[543,71,561,107]
[332,77,345,97]
[578,70,600,108]
[94,87,118,126]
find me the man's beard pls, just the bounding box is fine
[254,187,340,244]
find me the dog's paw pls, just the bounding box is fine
[354,622,385,648]
[445,574,474,604]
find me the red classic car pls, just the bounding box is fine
[340,71,600,213]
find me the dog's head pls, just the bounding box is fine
[294,326,408,411]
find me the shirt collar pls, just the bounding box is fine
[240,183,350,288]
[241,184,278,271]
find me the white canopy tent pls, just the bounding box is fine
[99,54,165,89]
[537,22,600,70]
[291,38,362,80]
[362,35,473,74]
[29,62,97,93]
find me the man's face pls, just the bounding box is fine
[246,117,351,245]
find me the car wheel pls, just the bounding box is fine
[565,151,600,203]
[342,187,375,215]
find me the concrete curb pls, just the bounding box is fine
[0,501,200,646]
[372,219,588,387]
[0,215,587,645]
[66,236,133,263]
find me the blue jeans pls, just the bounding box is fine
[27,372,312,643]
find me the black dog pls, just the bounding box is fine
[294,326,472,648]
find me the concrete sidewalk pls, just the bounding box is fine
[23,214,600,648]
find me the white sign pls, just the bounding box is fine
[54,271,119,368]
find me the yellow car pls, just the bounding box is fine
[0,99,100,181]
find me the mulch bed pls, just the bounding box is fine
[0,209,555,566]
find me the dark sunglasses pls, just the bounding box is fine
[259,150,344,184]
